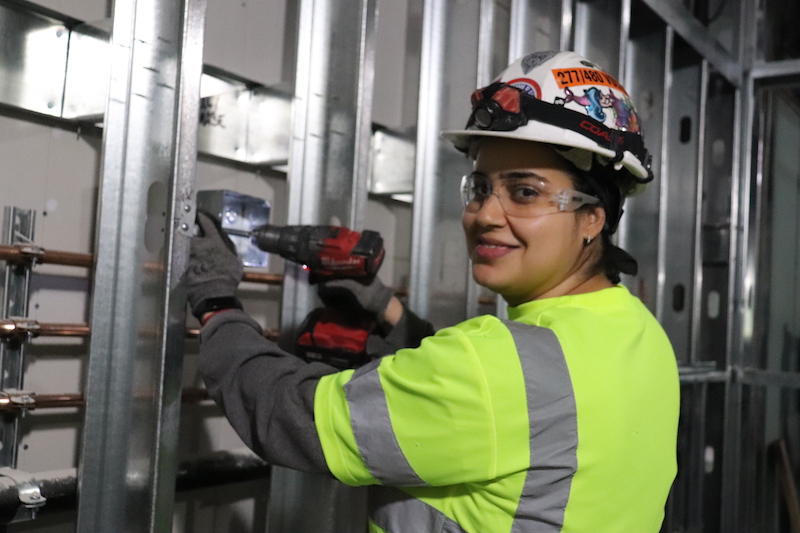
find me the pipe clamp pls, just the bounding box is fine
[0,467,46,513]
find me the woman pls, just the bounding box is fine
[189,51,679,533]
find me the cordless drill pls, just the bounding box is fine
[224,223,387,368]
[225,224,385,281]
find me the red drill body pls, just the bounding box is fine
[247,224,385,280]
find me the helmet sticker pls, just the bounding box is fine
[555,86,641,132]
[607,92,640,132]
[556,87,607,121]
[521,51,559,74]
[552,68,628,95]
[506,78,541,99]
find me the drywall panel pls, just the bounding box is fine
[203,0,287,86]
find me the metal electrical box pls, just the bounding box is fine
[196,190,272,267]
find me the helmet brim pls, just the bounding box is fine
[441,122,651,186]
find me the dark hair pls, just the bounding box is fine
[565,160,639,284]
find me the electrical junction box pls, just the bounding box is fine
[196,190,271,268]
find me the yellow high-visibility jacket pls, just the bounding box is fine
[199,285,679,533]
[315,285,679,532]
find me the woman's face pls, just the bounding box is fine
[462,138,604,305]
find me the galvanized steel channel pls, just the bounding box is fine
[617,9,667,313]
[689,60,710,365]
[269,0,377,531]
[560,0,575,52]
[658,31,704,365]
[508,0,563,68]
[409,0,478,327]
[639,0,740,86]
[0,2,292,167]
[409,0,446,321]
[75,0,206,530]
[749,58,800,83]
[0,208,35,469]
[719,0,758,525]
[465,0,497,320]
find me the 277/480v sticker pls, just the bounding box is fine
[552,68,627,95]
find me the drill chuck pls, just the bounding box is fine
[249,225,290,256]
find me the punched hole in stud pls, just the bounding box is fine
[707,290,721,319]
[673,284,685,312]
[680,116,692,143]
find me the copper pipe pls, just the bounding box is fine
[0,319,278,343]
[242,270,283,285]
[0,320,90,339]
[0,387,212,412]
[37,250,94,268]
[29,393,85,409]
[1,245,285,286]
[0,245,93,268]
[36,323,91,337]
[141,263,285,286]
[0,245,418,295]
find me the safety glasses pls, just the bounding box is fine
[460,172,600,218]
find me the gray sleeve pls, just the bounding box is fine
[198,309,339,475]
[366,304,437,357]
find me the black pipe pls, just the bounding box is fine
[0,449,270,523]
[175,448,271,492]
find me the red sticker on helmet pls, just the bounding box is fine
[551,68,628,95]
[507,78,541,99]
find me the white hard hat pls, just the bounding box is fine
[442,51,653,193]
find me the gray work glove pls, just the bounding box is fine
[187,211,244,320]
[317,276,394,321]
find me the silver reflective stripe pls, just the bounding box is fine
[344,359,426,486]
[503,321,578,533]
[370,486,468,533]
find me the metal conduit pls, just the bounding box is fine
[0,448,269,523]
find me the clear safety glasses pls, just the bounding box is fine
[460,172,600,218]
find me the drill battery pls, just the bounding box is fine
[295,308,377,369]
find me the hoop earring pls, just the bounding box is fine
[584,236,593,246]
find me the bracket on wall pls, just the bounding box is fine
[0,207,36,469]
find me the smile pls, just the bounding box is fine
[474,238,519,259]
